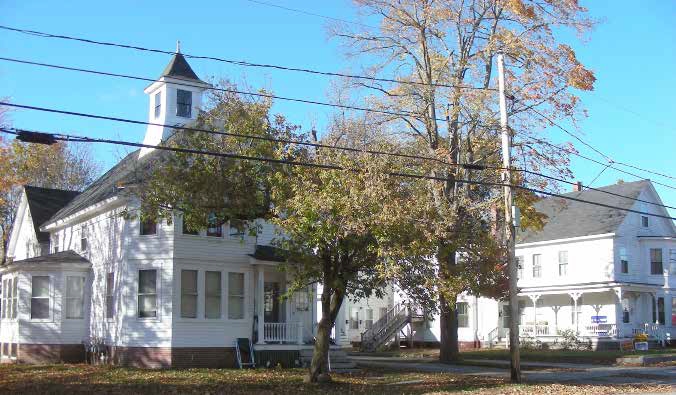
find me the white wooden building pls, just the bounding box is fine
[0,52,317,368]
[350,180,676,350]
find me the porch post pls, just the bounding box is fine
[569,292,581,334]
[651,292,659,325]
[256,265,265,344]
[528,294,540,334]
[613,288,623,338]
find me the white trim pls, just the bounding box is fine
[41,196,122,231]
[516,232,615,248]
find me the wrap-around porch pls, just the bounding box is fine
[492,284,671,345]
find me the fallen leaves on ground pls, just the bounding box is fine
[0,364,672,394]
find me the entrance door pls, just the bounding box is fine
[264,282,280,323]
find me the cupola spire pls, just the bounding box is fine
[176,40,181,54]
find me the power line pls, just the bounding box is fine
[524,105,676,182]
[4,127,675,221]
[2,101,674,211]
[519,137,676,191]
[0,56,440,121]
[242,0,378,30]
[0,25,494,92]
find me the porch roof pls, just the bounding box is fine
[519,280,664,296]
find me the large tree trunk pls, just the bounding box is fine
[438,248,460,363]
[307,282,345,383]
[439,292,460,363]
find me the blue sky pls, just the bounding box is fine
[1,1,675,217]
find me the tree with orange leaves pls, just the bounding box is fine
[332,0,595,363]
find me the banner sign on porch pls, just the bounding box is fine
[591,315,607,324]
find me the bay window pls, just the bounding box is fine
[31,276,50,320]
[180,270,198,318]
[138,270,158,318]
[65,276,85,319]
[205,271,222,319]
[228,272,245,319]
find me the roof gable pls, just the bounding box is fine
[24,186,80,242]
[518,180,651,244]
[45,148,166,226]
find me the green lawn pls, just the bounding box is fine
[0,364,672,394]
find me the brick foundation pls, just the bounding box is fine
[110,346,237,369]
[18,344,85,364]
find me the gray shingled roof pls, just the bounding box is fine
[161,53,203,82]
[517,180,650,244]
[45,149,166,226]
[24,186,80,242]
[10,250,89,266]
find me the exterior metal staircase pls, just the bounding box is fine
[360,302,422,352]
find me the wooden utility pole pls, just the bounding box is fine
[497,53,521,383]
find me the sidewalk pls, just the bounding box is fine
[350,355,676,386]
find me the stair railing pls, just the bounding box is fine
[361,302,409,351]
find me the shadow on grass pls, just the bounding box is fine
[0,364,671,394]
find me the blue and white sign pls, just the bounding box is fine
[591,315,607,324]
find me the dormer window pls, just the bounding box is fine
[154,92,161,118]
[176,89,192,118]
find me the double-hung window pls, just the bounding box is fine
[532,254,542,278]
[516,256,524,279]
[205,271,222,319]
[641,216,649,227]
[227,272,245,319]
[138,270,158,318]
[53,234,59,253]
[207,213,223,237]
[140,218,157,236]
[365,308,373,329]
[620,247,629,274]
[457,302,469,327]
[176,89,192,118]
[31,276,50,320]
[65,276,85,319]
[80,226,88,252]
[154,92,161,118]
[650,248,663,275]
[558,251,568,276]
[669,249,676,275]
[180,270,198,319]
[106,273,115,318]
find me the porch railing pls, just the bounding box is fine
[263,322,304,344]
[633,323,667,345]
[519,324,552,336]
[583,323,617,337]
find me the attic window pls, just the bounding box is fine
[176,89,192,118]
[641,216,649,227]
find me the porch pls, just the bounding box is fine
[252,263,316,345]
[489,284,672,345]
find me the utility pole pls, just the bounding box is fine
[497,53,521,383]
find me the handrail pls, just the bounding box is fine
[360,301,410,350]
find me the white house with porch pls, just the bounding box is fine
[349,180,676,350]
[0,51,319,368]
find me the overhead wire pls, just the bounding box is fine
[0,25,494,92]
[3,127,675,221]
[2,100,675,211]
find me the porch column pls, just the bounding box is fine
[569,292,582,334]
[651,292,659,325]
[613,288,623,338]
[528,294,540,334]
[256,265,265,344]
